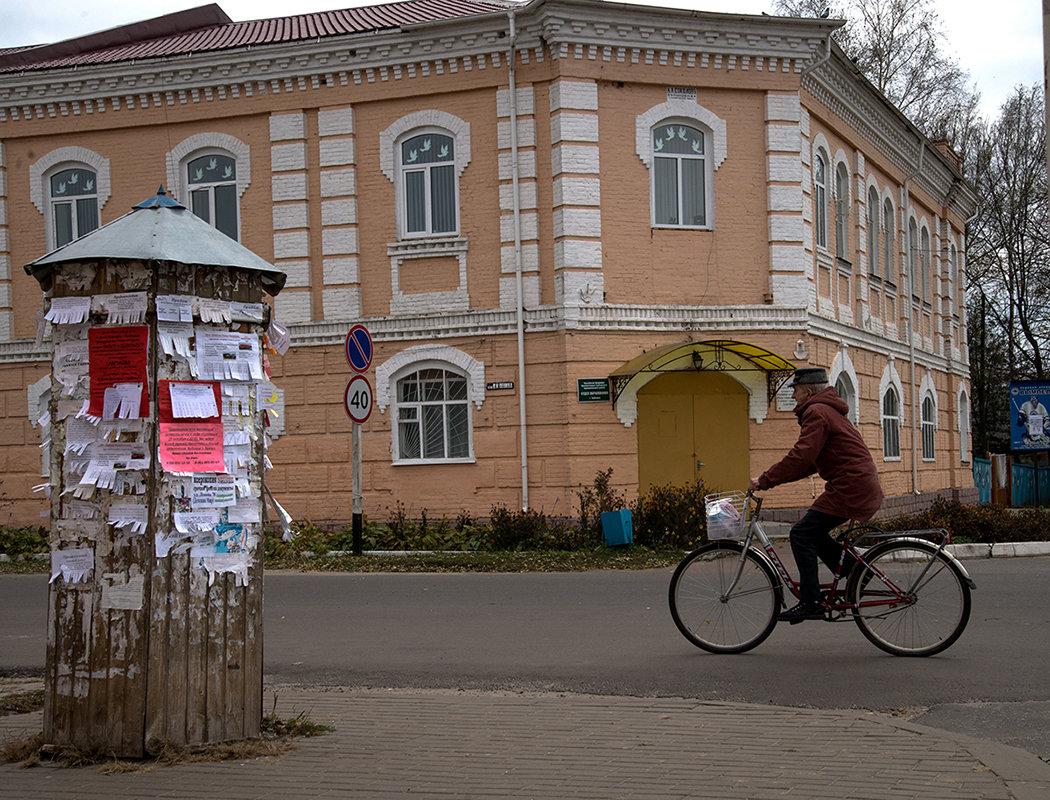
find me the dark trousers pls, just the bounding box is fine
[789,509,852,606]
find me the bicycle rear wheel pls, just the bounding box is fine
[848,540,971,657]
[668,541,782,654]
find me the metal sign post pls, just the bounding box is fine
[345,327,373,555]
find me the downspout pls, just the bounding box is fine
[799,29,833,78]
[903,139,925,495]
[508,10,529,510]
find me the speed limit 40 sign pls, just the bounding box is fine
[344,374,373,424]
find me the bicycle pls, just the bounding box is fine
[668,490,976,657]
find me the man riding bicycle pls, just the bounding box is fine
[748,367,883,623]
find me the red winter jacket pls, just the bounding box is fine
[756,386,883,520]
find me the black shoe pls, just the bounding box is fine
[778,602,824,624]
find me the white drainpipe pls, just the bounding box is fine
[508,10,529,510]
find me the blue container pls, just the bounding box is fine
[600,509,633,546]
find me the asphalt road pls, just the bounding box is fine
[2,556,1048,756]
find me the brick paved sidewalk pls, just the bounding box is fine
[2,686,1048,799]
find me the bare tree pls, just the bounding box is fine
[967,85,1050,381]
[771,0,981,148]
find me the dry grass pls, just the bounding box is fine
[0,709,327,772]
[0,689,44,716]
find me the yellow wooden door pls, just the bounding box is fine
[637,372,749,494]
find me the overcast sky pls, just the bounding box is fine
[0,0,1040,122]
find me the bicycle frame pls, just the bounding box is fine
[724,494,955,618]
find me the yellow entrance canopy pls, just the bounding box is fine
[609,339,797,404]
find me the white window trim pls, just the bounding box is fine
[958,386,971,463]
[29,147,111,250]
[635,100,726,230]
[165,132,251,209]
[830,346,860,425]
[379,110,471,241]
[813,147,829,251]
[865,180,881,277]
[882,193,896,284]
[879,361,904,462]
[834,159,850,259]
[376,345,485,464]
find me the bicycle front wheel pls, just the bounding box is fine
[848,540,971,657]
[668,541,782,654]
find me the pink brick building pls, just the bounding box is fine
[0,0,976,526]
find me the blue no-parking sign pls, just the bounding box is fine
[345,324,373,373]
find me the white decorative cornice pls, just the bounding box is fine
[0,2,835,125]
[802,54,976,222]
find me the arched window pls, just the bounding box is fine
[814,151,829,249]
[883,197,895,282]
[920,226,931,303]
[921,392,936,460]
[393,366,472,462]
[167,133,250,242]
[867,186,880,277]
[400,131,458,236]
[834,372,857,421]
[187,152,238,239]
[835,162,850,259]
[882,385,901,459]
[908,217,919,299]
[652,122,710,227]
[48,166,99,248]
[959,388,970,463]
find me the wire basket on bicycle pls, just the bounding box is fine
[704,491,747,540]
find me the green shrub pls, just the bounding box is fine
[576,468,626,540]
[0,526,48,557]
[631,479,710,549]
[879,497,1050,543]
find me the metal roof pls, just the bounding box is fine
[0,1,519,72]
[25,188,286,296]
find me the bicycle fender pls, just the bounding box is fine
[882,536,977,590]
[741,545,789,605]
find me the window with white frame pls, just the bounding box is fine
[908,217,919,299]
[651,122,710,227]
[867,186,880,277]
[49,166,100,248]
[814,151,829,249]
[883,197,895,282]
[187,152,239,239]
[959,389,970,462]
[394,366,471,462]
[882,385,901,459]
[834,372,857,421]
[921,392,936,459]
[835,162,850,259]
[399,131,458,237]
[920,226,931,304]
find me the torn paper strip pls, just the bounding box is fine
[64,417,98,455]
[231,302,265,323]
[96,292,148,324]
[197,298,232,324]
[155,530,189,558]
[158,320,194,359]
[221,382,253,416]
[156,294,194,323]
[100,573,145,611]
[200,551,252,587]
[108,503,148,534]
[173,510,220,533]
[49,547,94,584]
[54,340,90,396]
[45,297,91,325]
[102,383,143,420]
[169,381,220,418]
[267,319,290,355]
[196,330,263,381]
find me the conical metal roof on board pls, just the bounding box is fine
[25,188,286,296]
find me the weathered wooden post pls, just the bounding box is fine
[25,188,286,757]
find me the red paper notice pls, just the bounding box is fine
[88,326,149,417]
[159,422,225,472]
